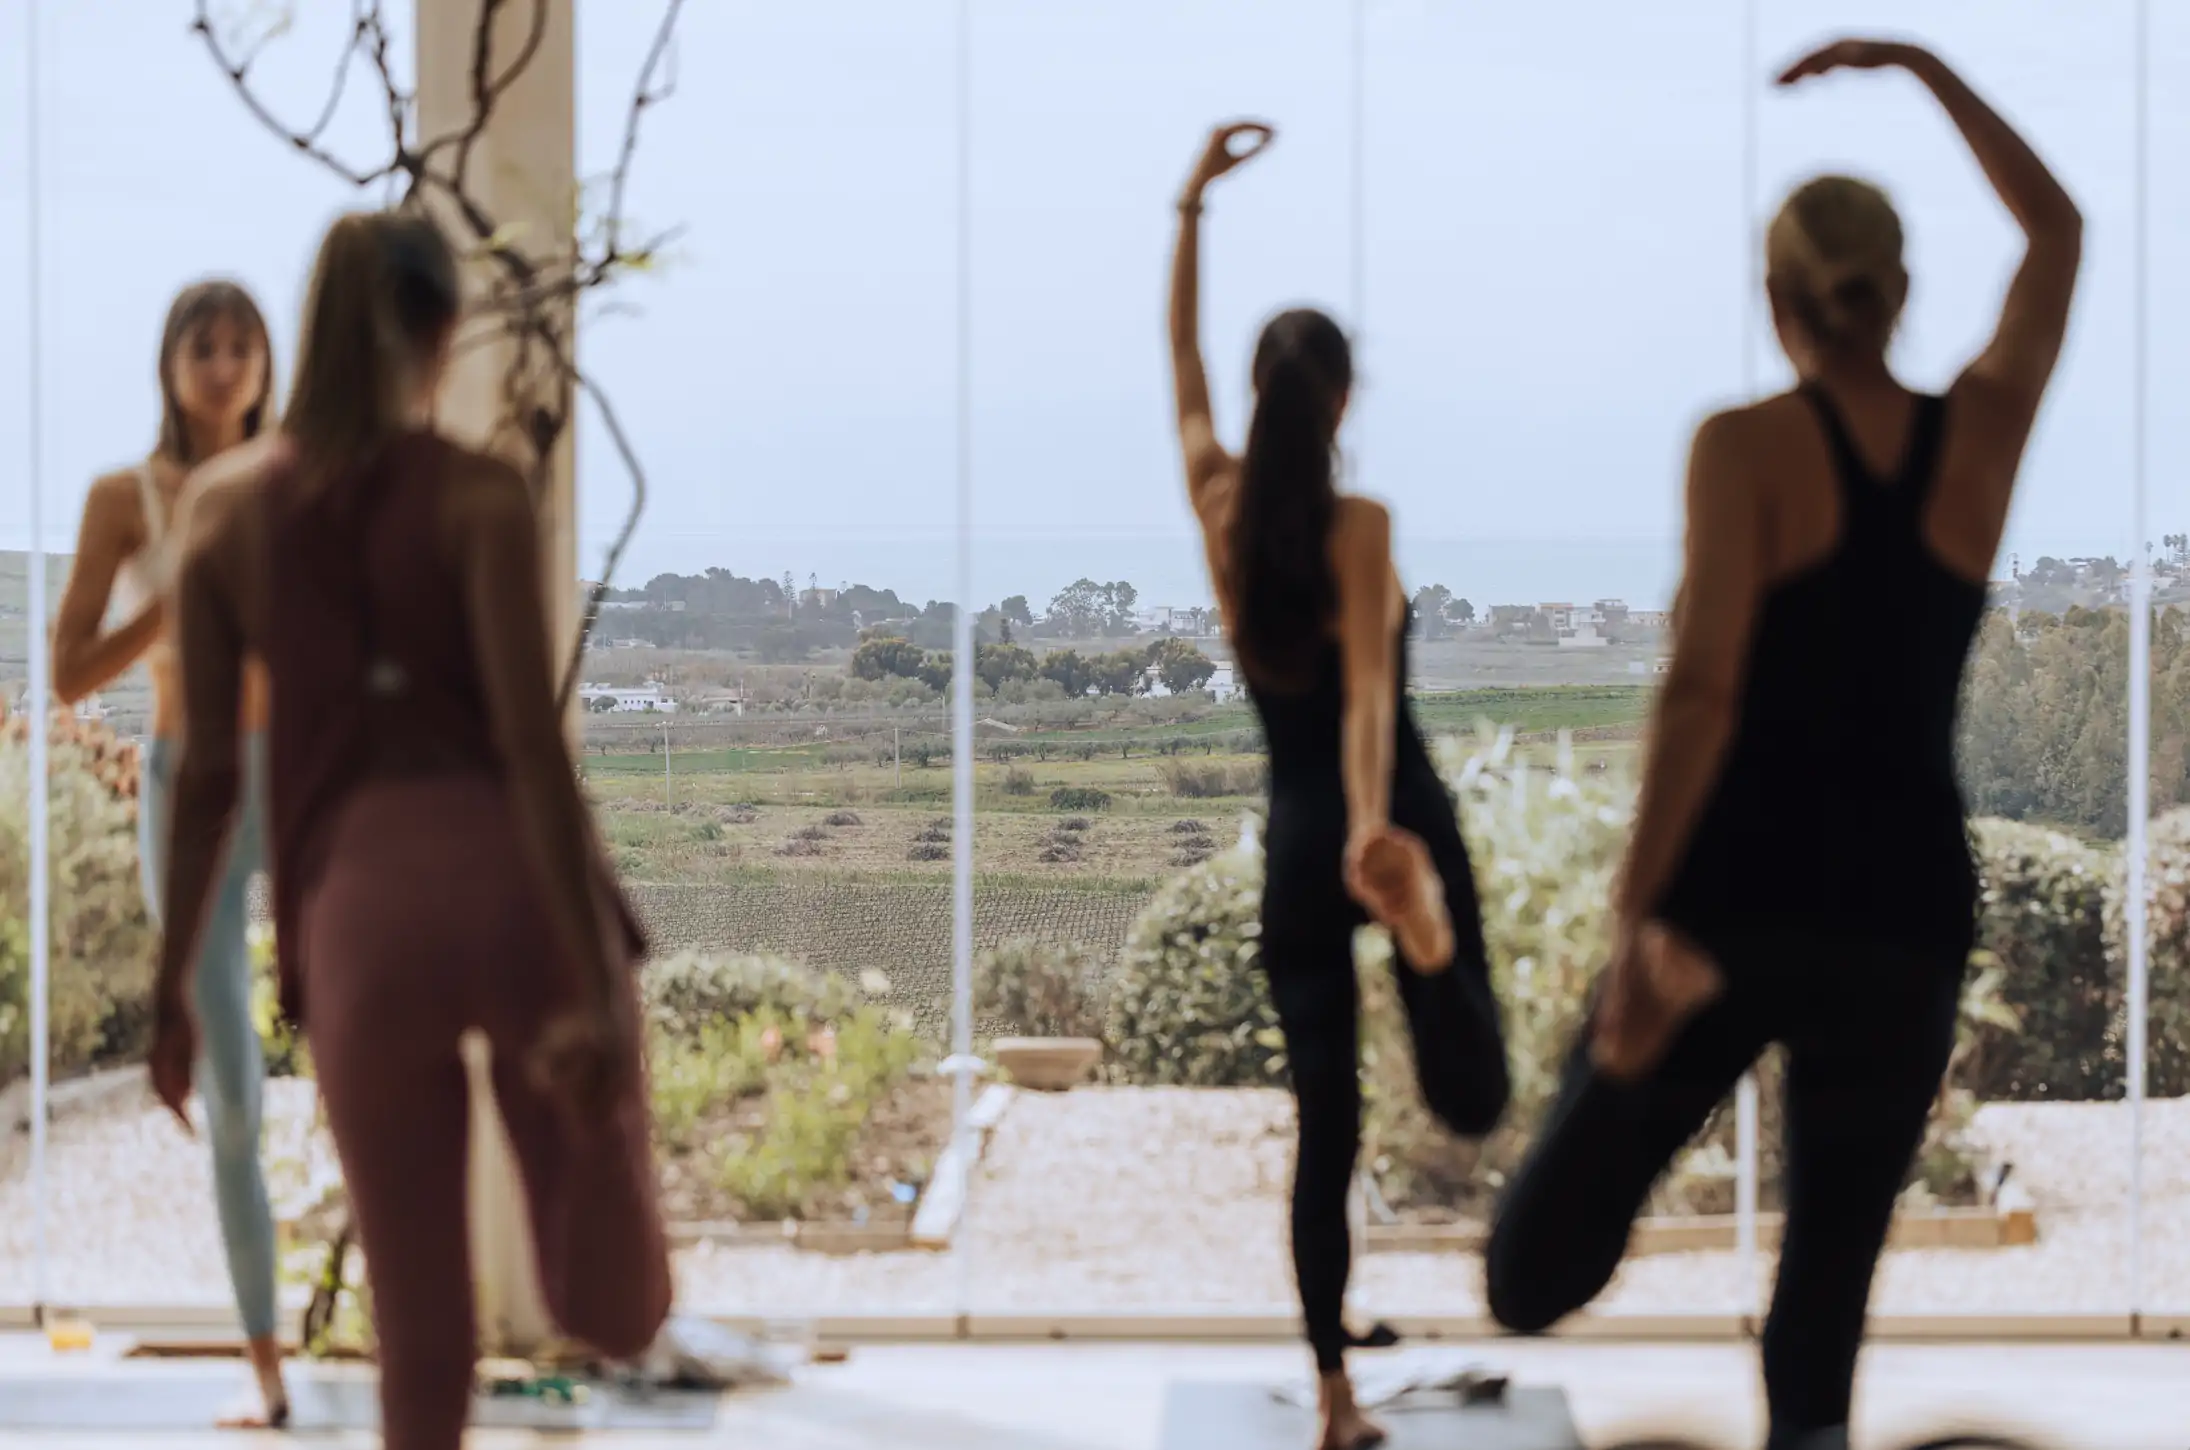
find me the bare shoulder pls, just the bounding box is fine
[438,443,537,554]
[174,436,286,551]
[81,467,150,532]
[1332,493,1392,552]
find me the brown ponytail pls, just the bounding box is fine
[284,209,461,473]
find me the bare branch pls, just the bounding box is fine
[608,0,688,256]
[190,0,399,188]
[198,0,687,697]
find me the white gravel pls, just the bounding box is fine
[5,1078,2186,1319]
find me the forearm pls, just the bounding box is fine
[54,606,162,705]
[1168,205,1207,409]
[1615,689,1738,922]
[154,758,238,1013]
[1903,49,2079,236]
[506,751,619,1009]
[1341,696,1395,841]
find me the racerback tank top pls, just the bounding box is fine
[1655,387,1986,954]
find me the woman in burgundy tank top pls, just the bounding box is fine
[148,209,670,1450]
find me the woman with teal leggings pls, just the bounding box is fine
[53,280,289,1428]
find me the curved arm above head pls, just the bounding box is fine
[1613,411,1763,926]
[51,472,164,706]
[1168,121,1275,529]
[1778,40,2082,424]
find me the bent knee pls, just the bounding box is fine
[1423,1061,1509,1141]
[1483,1235,1566,1336]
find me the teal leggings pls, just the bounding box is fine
[140,734,278,1341]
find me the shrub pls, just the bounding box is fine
[1169,819,1212,836]
[643,951,926,1221]
[824,810,864,828]
[1040,843,1085,864]
[915,818,952,843]
[776,838,825,858]
[2115,807,2190,1097]
[1108,728,2002,1214]
[907,842,950,862]
[642,948,872,1040]
[1050,787,1112,812]
[1159,759,1267,800]
[791,824,830,842]
[974,937,1107,1040]
[1962,819,2116,1100]
[1168,841,1216,868]
[1104,846,1281,1086]
[1003,766,1036,797]
[0,716,155,1084]
[1056,817,1093,833]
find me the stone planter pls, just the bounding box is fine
[992,1037,1102,1092]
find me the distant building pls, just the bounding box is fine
[693,687,747,717]
[579,682,678,714]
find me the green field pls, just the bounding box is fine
[589,684,1649,889]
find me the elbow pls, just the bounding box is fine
[50,652,89,709]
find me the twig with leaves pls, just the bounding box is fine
[190,0,686,709]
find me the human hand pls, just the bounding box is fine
[528,999,636,1130]
[1590,921,1724,1082]
[1777,38,1925,87]
[149,997,199,1135]
[1344,823,1454,974]
[1180,120,1275,206]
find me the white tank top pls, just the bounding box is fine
[107,463,175,640]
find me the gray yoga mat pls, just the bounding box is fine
[1161,1381,1583,1450]
[0,1365,718,1432]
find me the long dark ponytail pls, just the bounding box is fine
[1229,307,1353,692]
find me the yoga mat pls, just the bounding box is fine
[1161,1380,1584,1450]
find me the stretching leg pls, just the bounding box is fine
[1396,846,1507,1136]
[1485,990,1764,1332]
[1264,915,1366,1375]
[1760,950,1962,1446]
[483,969,672,1358]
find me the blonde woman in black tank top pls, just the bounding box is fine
[1485,38,2081,1450]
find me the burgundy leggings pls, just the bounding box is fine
[301,776,671,1450]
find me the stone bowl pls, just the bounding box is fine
[991,1037,1102,1092]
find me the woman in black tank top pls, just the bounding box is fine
[1169,122,1508,1450]
[1486,38,2082,1450]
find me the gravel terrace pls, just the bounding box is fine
[2,1079,2181,1319]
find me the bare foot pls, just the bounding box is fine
[1591,922,1724,1082]
[1349,829,1454,974]
[1317,1370,1388,1450]
[214,1337,289,1430]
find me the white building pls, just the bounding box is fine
[579,683,678,714]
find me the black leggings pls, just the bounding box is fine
[1486,930,1965,1447]
[1262,792,1509,1374]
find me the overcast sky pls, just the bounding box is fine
[1,0,2185,609]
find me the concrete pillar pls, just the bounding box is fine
[416,0,578,1361]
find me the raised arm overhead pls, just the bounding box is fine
[1169,120,1274,521]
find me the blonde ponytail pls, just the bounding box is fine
[1766,175,1908,356]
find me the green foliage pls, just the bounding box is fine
[0,722,155,1083]
[641,947,870,1038]
[1158,759,1267,799]
[1104,847,1281,1085]
[645,952,926,1221]
[1050,787,1112,812]
[1003,766,1036,797]
[2115,806,2190,1097]
[1960,820,2114,1100]
[974,936,1107,1040]
[1107,726,2009,1211]
[248,922,312,1079]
